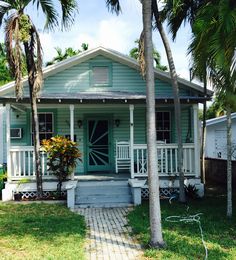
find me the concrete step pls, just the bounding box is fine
[75,203,134,208]
[75,179,133,207]
[77,180,129,187]
[76,186,131,196]
[76,194,132,204]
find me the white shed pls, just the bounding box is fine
[205,113,236,160]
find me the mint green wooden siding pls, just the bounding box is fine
[5,55,190,97]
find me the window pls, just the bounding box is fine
[32,112,54,143]
[91,65,111,87]
[156,111,171,143]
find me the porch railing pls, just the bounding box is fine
[132,143,195,177]
[9,146,52,180]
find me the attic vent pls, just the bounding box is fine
[92,66,110,86]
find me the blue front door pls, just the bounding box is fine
[87,119,111,172]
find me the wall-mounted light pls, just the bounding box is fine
[114,119,120,127]
[77,120,83,128]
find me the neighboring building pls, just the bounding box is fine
[0,47,212,205]
[205,113,236,160]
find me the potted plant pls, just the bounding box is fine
[42,136,82,197]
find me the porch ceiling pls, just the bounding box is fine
[0,91,210,104]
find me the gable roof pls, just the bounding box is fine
[206,113,236,126]
[0,46,213,97]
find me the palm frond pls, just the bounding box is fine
[106,0,121,15]
[58,0,78,30]
[27,21,43,96]
[33,0,59,30]
[138,31,146,79]
[5,13,24,100]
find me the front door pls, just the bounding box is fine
[87,119,111,172]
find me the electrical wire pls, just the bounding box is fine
[165,213,208,260]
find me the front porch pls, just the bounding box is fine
[8,142,198,180]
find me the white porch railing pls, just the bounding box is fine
[132,143,195,177]
[9,146,52,180]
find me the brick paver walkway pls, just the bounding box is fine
[76,207,143,260]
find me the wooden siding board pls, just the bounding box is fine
[4,55,191,97]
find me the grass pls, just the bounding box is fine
[0,203,86,260]
[128,187,236,260]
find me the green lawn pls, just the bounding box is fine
[128,189,236,260]
[0,203,86,260]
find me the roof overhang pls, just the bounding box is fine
[0,91,211,105]
[206,112,236,126]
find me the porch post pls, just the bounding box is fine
[69,104,75,180]
[129,104,134,178]
[69,105,74,142]
[193,104,200,178]
[6,104,11,180]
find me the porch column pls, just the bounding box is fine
[69,105,74,141]
[6,104,11,180]
[69,104,74,180]
[193,104,200,178]
[129,104,134,178]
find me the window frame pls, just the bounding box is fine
[31,112,54,144]
[90,63,112,87]
[156,111,171,143]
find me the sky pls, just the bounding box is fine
[0,0,193,81]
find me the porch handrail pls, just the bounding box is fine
[132,143,195,177]
[9,146,51,180]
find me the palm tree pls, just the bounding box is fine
[141,0,165,248]
[0,0,78,197]
[46,44,88,66]
[188,0,236,217]
[152,0,186,202]
[106,0,165,247]
[129,40,167,71]
[161,0,211,185]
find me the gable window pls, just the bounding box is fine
[91,64,112,87]
[156,111,171,143]
[32,112,54,143]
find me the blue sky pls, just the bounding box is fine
[0,0,193,80]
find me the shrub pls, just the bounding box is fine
[184,184,199,199]
[42,136,82,195]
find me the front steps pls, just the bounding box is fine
[75,180,133,208]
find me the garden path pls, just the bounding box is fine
[76,207,143,260]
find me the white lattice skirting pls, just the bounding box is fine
[141,187,179,199]
[13,190,67,200]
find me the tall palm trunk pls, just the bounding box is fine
[226,107,232,217]
[201,76,207,184]
[24,42,43,198]
[142,0,165,248]
[152,0,186,202]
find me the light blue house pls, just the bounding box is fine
[0,47,212,205]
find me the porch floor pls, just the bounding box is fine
[74,172,130,181]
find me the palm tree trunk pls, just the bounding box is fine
[200,76,207,184]
[142,0,165,248]
[152,0,186,202]
[24,42,43,198]
[226,107,232,217]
